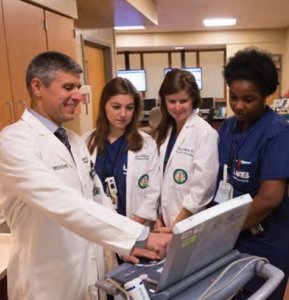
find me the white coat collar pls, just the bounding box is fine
[21,109,75,167]
[163,110,198,172]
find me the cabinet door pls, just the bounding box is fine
[0,0,13,129]
[45,11,76,59]
[2,0,47,120]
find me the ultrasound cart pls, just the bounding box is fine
[96,250,284,300]
[96,197,284,300]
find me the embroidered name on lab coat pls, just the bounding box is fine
[176,147,194,157]
[82,157,89,164]
[135,154,149,160]
[52,164,69,170]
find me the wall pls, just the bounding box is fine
[116,29,289,116]
[116,50,225,101]
[75,27,116,78]
[116,29,285,49]
[65,27,117,135]
[282,28,289,95]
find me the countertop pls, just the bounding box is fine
[213,116,226,120]
[0,234,11,280]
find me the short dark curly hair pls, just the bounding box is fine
[224,47,279,97]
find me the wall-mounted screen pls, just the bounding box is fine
[117,69,147,92]
[164,67,202,90]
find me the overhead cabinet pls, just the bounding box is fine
[0,1,13,129]
[0,0,76,130]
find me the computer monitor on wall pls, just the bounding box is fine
[164,67,202,90]
[117,69,147,92]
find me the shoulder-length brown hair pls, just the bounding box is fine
[87,77,143,155]
[152,68,201,150]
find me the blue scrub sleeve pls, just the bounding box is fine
[260,128,289,180]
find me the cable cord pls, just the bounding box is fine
[198,256,269,300]
[106,278,130,300]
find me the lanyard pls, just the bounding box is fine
[163,126,176,173]
[227,107,270,173]
[226,121,256,175]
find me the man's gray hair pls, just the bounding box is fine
[26,51,82,96]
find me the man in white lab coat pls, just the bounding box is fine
[0,51,170,300]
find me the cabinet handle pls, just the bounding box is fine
[5,101,16,122]
[18,99,27,109]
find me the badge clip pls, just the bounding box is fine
[105,177,118,206]
[214,164,233,204]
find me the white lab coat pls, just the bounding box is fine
[86,130,160,221]
[160,111,219,227]
[0,110,144,300]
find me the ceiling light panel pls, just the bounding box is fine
[203,18,236,27]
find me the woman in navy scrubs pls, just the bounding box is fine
[86,77,159,226]
[219,48,289,299]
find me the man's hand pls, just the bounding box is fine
[146,232,172,259]
[127,231,172,264]
[124,247,159,264]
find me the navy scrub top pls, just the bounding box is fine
[95,136,128,216]
[218,108,289,298]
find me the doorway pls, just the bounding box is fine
[83,41,110,127]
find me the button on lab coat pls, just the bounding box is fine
[0,110,144,300]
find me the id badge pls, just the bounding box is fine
[105,176,118,209]
[89,161,102,203]
[214,164,233,204]
[214,181,233,204]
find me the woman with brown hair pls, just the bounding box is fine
[153,68,219,231]
[86,77,159,225]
